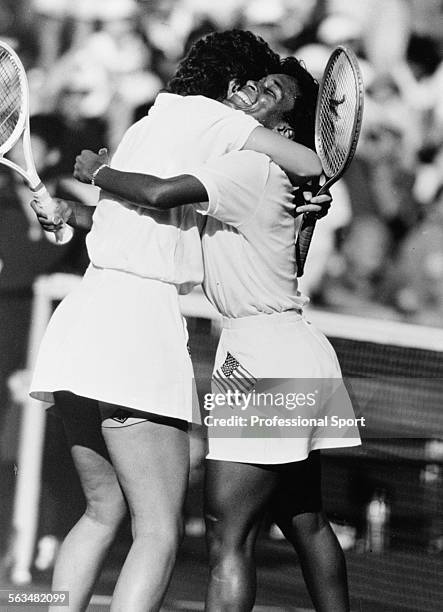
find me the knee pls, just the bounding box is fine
[205,512,248,569]
[132,515,184,555]
[85,492,127,532]
[205,512,232,553]
[205,512,223,563]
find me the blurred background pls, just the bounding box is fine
[0,0,442,610]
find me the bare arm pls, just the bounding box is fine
[74,150,208,210]
[74,149,330,215]
[91,166,208,209]
[243,126,322,185]
[87,168,330,215]
[74,125,322,210]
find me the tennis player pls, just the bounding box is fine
[50,59,360,611]
[29,31,322,612]
[185,70,361,612]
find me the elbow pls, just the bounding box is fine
[289,154,322,186]
[295,155,322,185]
[307,153,323,178]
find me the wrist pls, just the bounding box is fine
[52,198,73,225]
[91,163,109,186]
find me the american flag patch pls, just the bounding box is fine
[212,352,257,395]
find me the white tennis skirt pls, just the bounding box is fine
[30,264,197,422]
[206,311,361,464]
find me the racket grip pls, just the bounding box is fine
[296,213,317,278]
[32,185,74,245]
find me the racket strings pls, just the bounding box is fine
[317,54,358,177]
[0,49,23,145]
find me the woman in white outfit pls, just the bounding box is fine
[30,31,322,612]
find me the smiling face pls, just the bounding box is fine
[224,74,299,130]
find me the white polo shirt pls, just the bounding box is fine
[86,93,259,289]
[191,150,309,317]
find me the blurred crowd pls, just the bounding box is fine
[0,0,442,328]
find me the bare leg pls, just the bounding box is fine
[50,392,127,612]
[271,452,351,612]
[204,460,279,611]
[101,415,190,612]
[277,512,350,612]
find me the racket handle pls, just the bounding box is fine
[295,177,324,278]
[32,185,74,245]
[296,213,317,277]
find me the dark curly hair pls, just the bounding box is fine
[279,57,319,150]
[167,29,281,101]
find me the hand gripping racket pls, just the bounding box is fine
[296,45,364,277]
[0,40,73,243]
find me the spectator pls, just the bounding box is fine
[81,3,163,148]
[279,0,327,53]
[391,185,443,325]
[43,65,110,168]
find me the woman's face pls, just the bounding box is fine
[224,74,298,129]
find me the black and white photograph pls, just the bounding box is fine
[0,1,442,611]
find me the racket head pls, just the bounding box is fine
[0,40,29,157]
[315,45,364,185]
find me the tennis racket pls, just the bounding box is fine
[0,40,73,243]
[296,45,364,277]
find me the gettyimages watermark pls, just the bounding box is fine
[199,376,443,439]
[203,377,363,439]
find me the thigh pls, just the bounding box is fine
[205,460,280,546]
[101,413,190,532]
[270,451,323,527]
[54,392,124,515]
[100,402,188,431]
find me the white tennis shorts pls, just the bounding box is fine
[206,311,361,464]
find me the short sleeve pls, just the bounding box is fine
[215,106,260,152]
[189,151,271,228]
[182,96,260,157]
